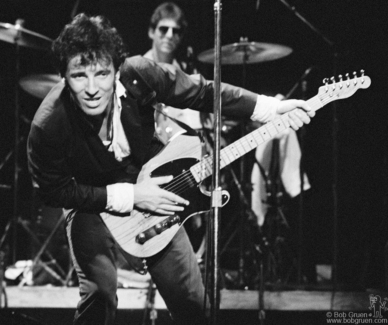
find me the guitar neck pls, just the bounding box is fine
[190,95,324,183]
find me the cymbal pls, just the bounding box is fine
[197,40,292,65]
[0,22,52,50]
[19,74,61,99]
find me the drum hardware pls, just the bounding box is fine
[218,164,265,290]
[16,214,70,286]
[279,0,338,287]
[0,19,53,268]
[0,250,5,308]
[142,279,158,325]
[19,74,61,100]
[197,38,292,65]
[198,36,292,291]
[255,139,297,285]
[198,41,317,287]
[0,21,52,51]
[198,36,311,293]
[198,121,262,289]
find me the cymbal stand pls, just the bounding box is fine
[258,139,294,285]
[283,66,315,284]
[142,279,157,325]
[278,0,338,288]
[18,215,68,286]
[0,20,25,267]
[221,166,263,285]
[11,20,23,265]
[235,37,258,289]
[0,250,6,308]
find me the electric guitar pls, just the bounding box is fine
[101,71,371,258]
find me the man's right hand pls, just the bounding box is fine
[134,175,189,215]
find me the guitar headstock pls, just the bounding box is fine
[318,70,371,106]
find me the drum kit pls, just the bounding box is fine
[0,20,293,100]
[197,38,297,289]
[0,19,294,288]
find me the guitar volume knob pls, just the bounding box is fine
[155,224,163,234]
[137,233,147,244]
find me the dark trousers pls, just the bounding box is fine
[66,211,207,325]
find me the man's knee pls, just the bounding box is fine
[80,277,118,310]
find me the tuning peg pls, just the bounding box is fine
[360,69,365,83]
[345,73,350,87]
[323,78,329,92]
[353,71,358,85]
[330,76,336,90]
[338,74,343,89]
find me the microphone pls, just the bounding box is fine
[284,66,317,99]
[71,0,81,18]
[301,66,315,80]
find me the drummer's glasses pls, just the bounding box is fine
[157,26,182,37]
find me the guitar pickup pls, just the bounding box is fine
[136,215,181,245]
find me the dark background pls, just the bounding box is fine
[0,0,387,289]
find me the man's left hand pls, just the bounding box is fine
[276,99,315,131]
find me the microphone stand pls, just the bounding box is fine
[208,1,224,324]
[278,0,338,288]
[283,66,314,285]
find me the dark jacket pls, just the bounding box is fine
[27,55,257,213]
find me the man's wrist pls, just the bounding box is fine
[106,183,134,213]
[251,94,281,123]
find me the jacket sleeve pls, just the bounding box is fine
[27,122,107,212]
[122,56,258,118]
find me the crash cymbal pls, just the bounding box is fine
[197,40,292,65]
[0,22,52,51]
[19,74,61,99]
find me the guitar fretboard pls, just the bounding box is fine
[190,95,323,183]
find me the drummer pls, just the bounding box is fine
[144,2,202,143]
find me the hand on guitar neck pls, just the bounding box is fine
[276,99,316,130]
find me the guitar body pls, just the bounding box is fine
[101,72,371,259]
[101,134,206,258]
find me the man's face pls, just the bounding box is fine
[149,18,182,55]
[65,55,119,116]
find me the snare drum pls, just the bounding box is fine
[154,103,202,144]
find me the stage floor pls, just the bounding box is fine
[2,285,379,310]
[1,285,387,325]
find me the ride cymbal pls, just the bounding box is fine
[19,74,61,99]
[197,40,292,65]
[0,22,52,51]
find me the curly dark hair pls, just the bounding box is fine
[149,2,188,32]
[52,13,128,77]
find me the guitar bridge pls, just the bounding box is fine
[136,215,181,245]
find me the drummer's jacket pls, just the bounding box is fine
[27,55,258,213]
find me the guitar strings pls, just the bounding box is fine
[159,91,332,197]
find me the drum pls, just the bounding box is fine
[154,103,203,144]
